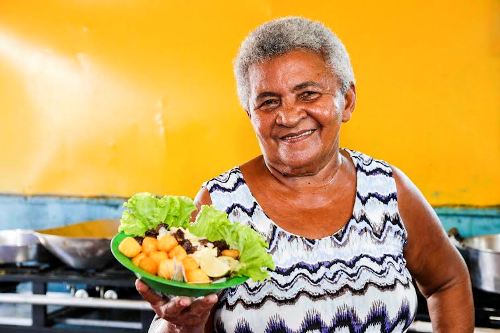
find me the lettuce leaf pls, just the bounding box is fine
[162,196,197,229]
[119,193,195,236]
[189,205,275,281]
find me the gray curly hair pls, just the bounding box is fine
[234,16,356,111]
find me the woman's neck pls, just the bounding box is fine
[261,148,345,191]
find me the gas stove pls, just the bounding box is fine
[2,263,499,332]
[0,261,154,333]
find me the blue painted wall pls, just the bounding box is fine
[434,207,500,237]
[0,194,498,237]
[0,194,124,231]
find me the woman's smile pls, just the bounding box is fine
[279,128,317,143]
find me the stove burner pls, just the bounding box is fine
[0,260,153,332]
[0,261,52,274]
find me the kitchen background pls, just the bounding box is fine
[0,0,499,332]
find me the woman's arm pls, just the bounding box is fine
[137,187,217,333]
[392,166,474,332]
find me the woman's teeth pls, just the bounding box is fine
[282,129,315,141]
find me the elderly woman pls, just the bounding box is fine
[137,17,473,333]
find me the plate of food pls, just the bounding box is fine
[111,193,275,297]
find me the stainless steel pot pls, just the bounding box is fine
[463,234,500,293]
[449,228,500,294]
[0,229,39,263]
[36,220,119,270]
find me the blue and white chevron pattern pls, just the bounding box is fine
[204,149,418,333]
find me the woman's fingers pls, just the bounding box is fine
[163,294,218,327]
[135,279,164,310]
[135,279,217,327]
[186,294,218,315]
[163,296,192,316]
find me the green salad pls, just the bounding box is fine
[118,192,275,282]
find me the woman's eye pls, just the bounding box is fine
[299,91,321,101]
[259,99,280,109]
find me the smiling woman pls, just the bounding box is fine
[135,17,474,333]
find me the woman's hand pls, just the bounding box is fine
[135,279,218,333]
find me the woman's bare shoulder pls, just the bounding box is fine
[194,186,212,208]
[390,165,442,237]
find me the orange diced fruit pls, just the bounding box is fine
[158,259,175,280]
[168,245,187,261]
[139,257,158,275]
[185,268,211,284]
[182,256,199,272]
[150,251,168,264]
[132,252,147,266]
[142,237,158,254]
[118,237,142,258]
[221,249,240,259]
[158,235,178,252]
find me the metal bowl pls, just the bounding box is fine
[463,233,500,294]
[0,229,39,264]
[464,233,500,253]
[36,220,119,270]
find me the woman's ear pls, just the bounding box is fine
[341,84,356,123]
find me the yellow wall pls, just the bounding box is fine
[0,0,498,206]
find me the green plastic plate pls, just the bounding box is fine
[111,232,248,297]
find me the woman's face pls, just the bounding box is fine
[247,49,354,175]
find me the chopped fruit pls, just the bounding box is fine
[179,239,195,254]
[173,228,185,241]
[139,257,158,275]
[192,247,218,265]
[213,240,229,255]
[171,259,184,281]
[132,252,147,266]
[182,256,199,272]
[185,268,211,283]
[221,249,240,259]
[150,251,168,264]
[198,255,230,278]
[168,245,187,261]
[158,259,176,279]
[118,237,142,258]
[118,225,249,284]
[218,256,239,271]
[145,229,159,238]
[158,235,178,252]
[212,277,227,284]
[142,237,158,254]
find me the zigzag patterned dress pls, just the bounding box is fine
[203,149,418,333]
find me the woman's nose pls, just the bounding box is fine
[275,103,306,127]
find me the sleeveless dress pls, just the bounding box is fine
[203,149,418,333]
